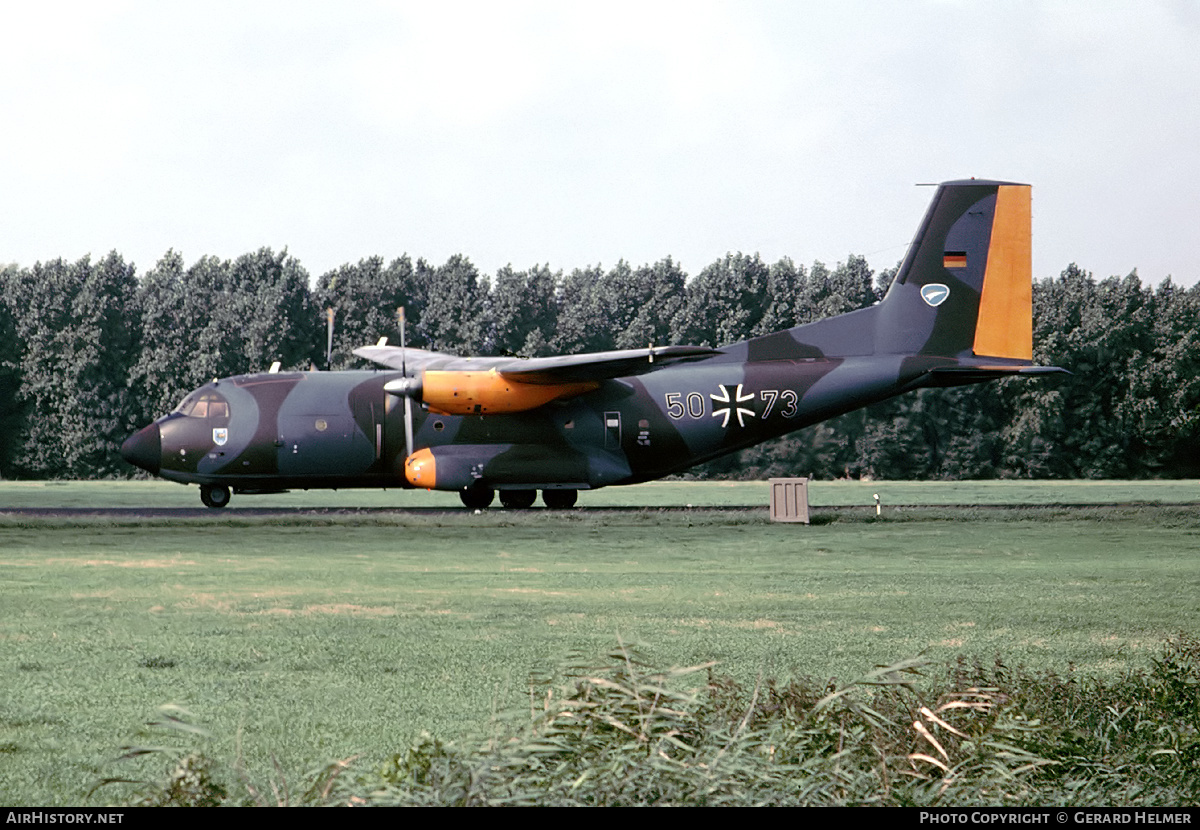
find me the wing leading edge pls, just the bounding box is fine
[353,344,721,382]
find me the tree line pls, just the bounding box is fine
[1,249,1196,481]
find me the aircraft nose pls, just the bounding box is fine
[120,423,161,474]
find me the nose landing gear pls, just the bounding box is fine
[200,484,231,509]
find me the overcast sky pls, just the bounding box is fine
[3,1,1198,288]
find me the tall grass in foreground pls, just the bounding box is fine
[98,637,1200,807]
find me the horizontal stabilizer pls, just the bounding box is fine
[921,364,1070,388]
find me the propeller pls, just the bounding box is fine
[325,307,335,370]
[399,306,414,461]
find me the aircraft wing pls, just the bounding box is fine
[490,345,721,384]
[353,344,721,383]
[351,345,457,371]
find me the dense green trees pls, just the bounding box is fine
[0,266,23,476]
[0,247,1195,481]
[313,256,421,369]
[490,263,558,357]
[416,255,489,354]
[1007,267,1200,478]
[4,254,141,477]
[132,248,318,419]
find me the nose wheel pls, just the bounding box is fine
[200,484,231,509]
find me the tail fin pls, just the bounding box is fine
[751,179,1061,380]
[875,179,1033,361]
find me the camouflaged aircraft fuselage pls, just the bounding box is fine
[121,179,1066,508]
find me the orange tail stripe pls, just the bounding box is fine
[973,184,1032,360]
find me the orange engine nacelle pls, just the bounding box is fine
[405,448,436,488]
[402,444,592,491]
[421,370,598,416]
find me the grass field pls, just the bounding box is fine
[1,480,1198,805]
[1,477,1197,510]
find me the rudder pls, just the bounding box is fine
[973,184,1032,360]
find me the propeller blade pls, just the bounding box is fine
[399,307,414,460]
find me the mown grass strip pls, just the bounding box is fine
[2,478,1199,512]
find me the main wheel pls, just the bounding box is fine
[200,484,231,509]
[542,489,578,509]
[459,486,495,509]
[499,489,537,509]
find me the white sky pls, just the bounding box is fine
[2,0,1198,287]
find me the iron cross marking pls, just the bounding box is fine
[711,383,756,428]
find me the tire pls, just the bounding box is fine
[499,489,537,509]
[200,484,231,509]
[459,486,495,509]
[542,489,578,509]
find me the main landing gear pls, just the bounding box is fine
[542,489,578,509]
[459,486,495,509]
[458,487,579,510]
[200,483,231,509]
[499,489,537,509]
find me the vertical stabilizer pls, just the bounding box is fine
[874,179,1033,362]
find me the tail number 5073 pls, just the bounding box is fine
[664,388,798,420]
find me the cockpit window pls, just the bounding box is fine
[175,392,230,420]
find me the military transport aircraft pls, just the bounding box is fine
[121,179,1065,509]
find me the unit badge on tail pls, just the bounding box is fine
[920,283,950,307]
